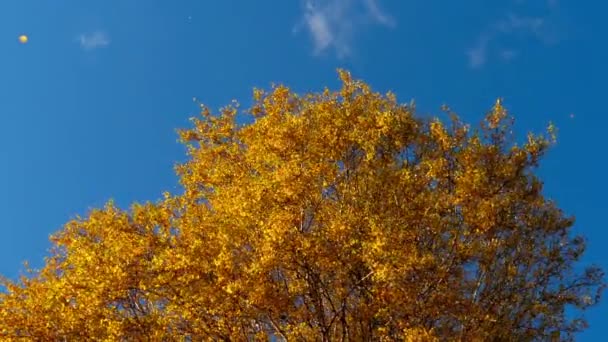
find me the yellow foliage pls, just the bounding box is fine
[0,70,603,341]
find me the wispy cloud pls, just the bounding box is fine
[496,14,553,43]
[297,0,395,58]
[499,48,519,62]
[467,35,490,69]
[467,2,562,68]
[362,0,395,27]
[78,31,110,50]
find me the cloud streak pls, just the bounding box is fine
[298,0,395,58]
[78,31,110,50]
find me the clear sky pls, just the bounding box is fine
[1,0,606,338]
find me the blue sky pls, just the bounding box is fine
[1,0,606,338]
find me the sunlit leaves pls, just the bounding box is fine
[0,71,603,340]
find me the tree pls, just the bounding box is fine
[0,71,603,341]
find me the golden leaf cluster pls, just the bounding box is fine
[0,71,603,341]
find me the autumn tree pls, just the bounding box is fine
[0,71,604,341]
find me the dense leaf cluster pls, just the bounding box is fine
[0,71,603,341]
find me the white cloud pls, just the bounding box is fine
[467,11,558,68]
[78,31,110,50]
[298,0,394,58]
[363,0,395,27]
[467,45,486,69]
[499,48,519,62]
[467,35,489,69]
[465,0,565,68]
[496,13,545,39]
[305,5,335,54]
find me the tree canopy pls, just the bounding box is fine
[0,71,603,341]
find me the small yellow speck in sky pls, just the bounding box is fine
[18,35,28,44]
